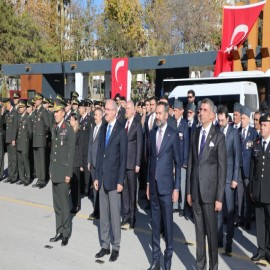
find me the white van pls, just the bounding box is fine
[168,81,259,115]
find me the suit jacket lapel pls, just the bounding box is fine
[195,127,200,160]
[128,120,135,135]
[200,124,215,161]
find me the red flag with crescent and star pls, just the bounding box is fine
[214,1,266,77]
[111,58,128,99]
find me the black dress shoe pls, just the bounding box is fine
[225,243,232,254]
[70,206,80,214]
[50,233,63,242]
[61,237,69,246]
[130,221,135,229]
[3,179,11,183]
[16,180,24,185]
[32,183,40,188]
[95,248,110,258]
[179,209,184,217]
[251,252,265,261]
[38,183,46,189]
[121,220,130,230]
[147,264,160,270]
[109,250,119,262]
[10,179,18,184]
[24,182,31,186]
[88,212,99,220]
[173,209,179,213]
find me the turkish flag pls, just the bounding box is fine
[214,1,265,76]
[111,58,128,99]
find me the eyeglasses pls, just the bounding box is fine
[187,96,193,99]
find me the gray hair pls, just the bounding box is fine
[105,99,118,110]
[201,98,215,113]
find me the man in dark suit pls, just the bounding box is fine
[16,100,32,186]
[146,102,181,270]
[115,94,126,125]
[184,89,196,120]
[3,98,18,183]
[186,103,197,138]
[78,100,94,196]
[32,93,50,189]
[217,106,241,254]
[87,107,104,220]
[173,100,189,217]
[250,113,270,262]
[187,98,227,270]
[94,99,127,262]
[49,100,75,247]
[236,106,258,229]
[121,101,143,230]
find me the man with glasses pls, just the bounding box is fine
[94,99,127,262]
[184,89,196,119]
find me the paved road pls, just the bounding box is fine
[0,154,269,270]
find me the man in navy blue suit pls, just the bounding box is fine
[94,99,127,263]
[217,106,241,254]
[146,102,181,270]
[173,99,189,217]
[236,106,258,230]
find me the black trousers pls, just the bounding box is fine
[218,184,236,245]
[70,167,81,209]
[122,169,137,222]
[90,165,99,215]
[33,147,46,184]
[255,202,270,257]
[193,201,218,270]
[7,143,18,182]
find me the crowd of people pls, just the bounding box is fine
[0,89,270,270]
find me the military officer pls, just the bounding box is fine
[71,98,80,118]
[16,100,32,186]
[3,98,18,183]
[0,103,5,179]
[71,91,79,100]
[13,92,20,110]
[26,99,35,180]
[250,113,270,263]
[64,99,72,124]
[49,99,75,247]
[78,99,94,196]
[32,93,50,189]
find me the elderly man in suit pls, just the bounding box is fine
[87,107,104,220]
[49,100,75,246]
[146,102,181,270]
[94,99,127,262]
[187,98,226,270]
[217,106,241,254]
[236,106,258,229]
[121,101,143,230]
[250,113,270,263]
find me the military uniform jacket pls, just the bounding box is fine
[50,121,75,183]
[250,138,270,204]
[5,108,18,143]
[16,113,32,152]
[32,106,50,147]
[79,114,94,166]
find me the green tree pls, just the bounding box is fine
[96,0,146,58]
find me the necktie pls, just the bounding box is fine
[234,125,237,129]
[199,130,206,156]
[93,126,98,141]
[126,121,130,133]
[156,129,163,154]
[105,125,112,146]
[55,126,59,137]
[263,140,267,153]
[242,129,246,141]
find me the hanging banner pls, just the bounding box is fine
[111,57,128,99]
[214,1,266,76]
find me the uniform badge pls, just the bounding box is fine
[179,132,183,140]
